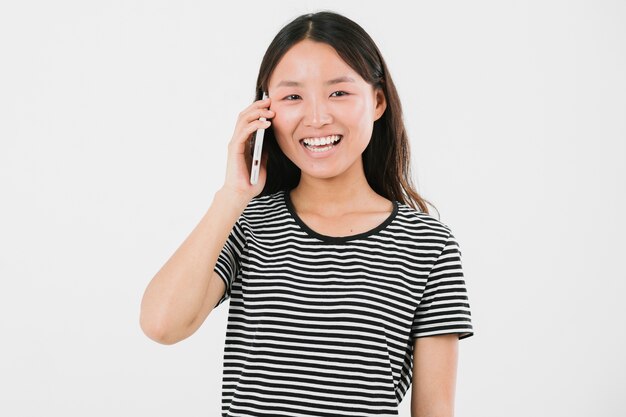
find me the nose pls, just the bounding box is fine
[303,97,332,128]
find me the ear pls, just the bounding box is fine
[373,87,387,121]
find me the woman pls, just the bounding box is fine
[141,10,474,417]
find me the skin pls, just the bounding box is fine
[266,39,460,416]
[267,39,391,226]
[412,334,459,417]
[141,37,461,416]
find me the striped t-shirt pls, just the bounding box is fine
[213,189,473,416]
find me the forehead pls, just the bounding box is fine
[268,40,363,87]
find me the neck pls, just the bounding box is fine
[289,161,379,217]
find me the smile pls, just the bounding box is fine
[299,134,343,152]
[299,134,343,156]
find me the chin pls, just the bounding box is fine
[299,166,346,180]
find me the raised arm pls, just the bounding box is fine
[139,96,274,345]
[139,188,249,345]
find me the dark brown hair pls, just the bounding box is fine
[251,10,437,215]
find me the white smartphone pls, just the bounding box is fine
[250,91,269,185]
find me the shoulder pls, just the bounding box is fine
[245,190,284,212]
[391,203,466,263]
[395,202,453,234]
[237,190,287,225]
[391,202,456,252]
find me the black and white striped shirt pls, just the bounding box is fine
[213,189,473,416]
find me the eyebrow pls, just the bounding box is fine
[275,76,356,88]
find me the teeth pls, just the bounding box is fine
[302,134,342,146]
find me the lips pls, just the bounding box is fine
[298,134,343,144]
[301,135,342,148]
[298,135,344,157]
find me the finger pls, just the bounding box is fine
[247,118,271,133]
[230,119,272,153]
[242,97,271,114]
[240,108,275,125]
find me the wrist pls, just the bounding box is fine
[214,187,251,212]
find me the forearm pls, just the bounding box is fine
[139,187,249,344]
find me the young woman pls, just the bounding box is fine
[141,11,474,417]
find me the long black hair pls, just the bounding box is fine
[251,10,436,215]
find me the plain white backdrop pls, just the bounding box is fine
[1,0,624,416]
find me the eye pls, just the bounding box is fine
[284,94,301,100]
[330,91,349,97]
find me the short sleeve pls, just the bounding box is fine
[412,231,474,340]
[213,217,246,309]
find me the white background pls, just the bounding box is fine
[1,0,625,416]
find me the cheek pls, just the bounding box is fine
[345,102,371,131]
[348,101,375,146]
[270,106,299,135]
[269,111,297,151]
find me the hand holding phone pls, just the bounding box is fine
[250,91,269,185]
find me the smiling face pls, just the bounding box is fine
[267,39,386,180]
